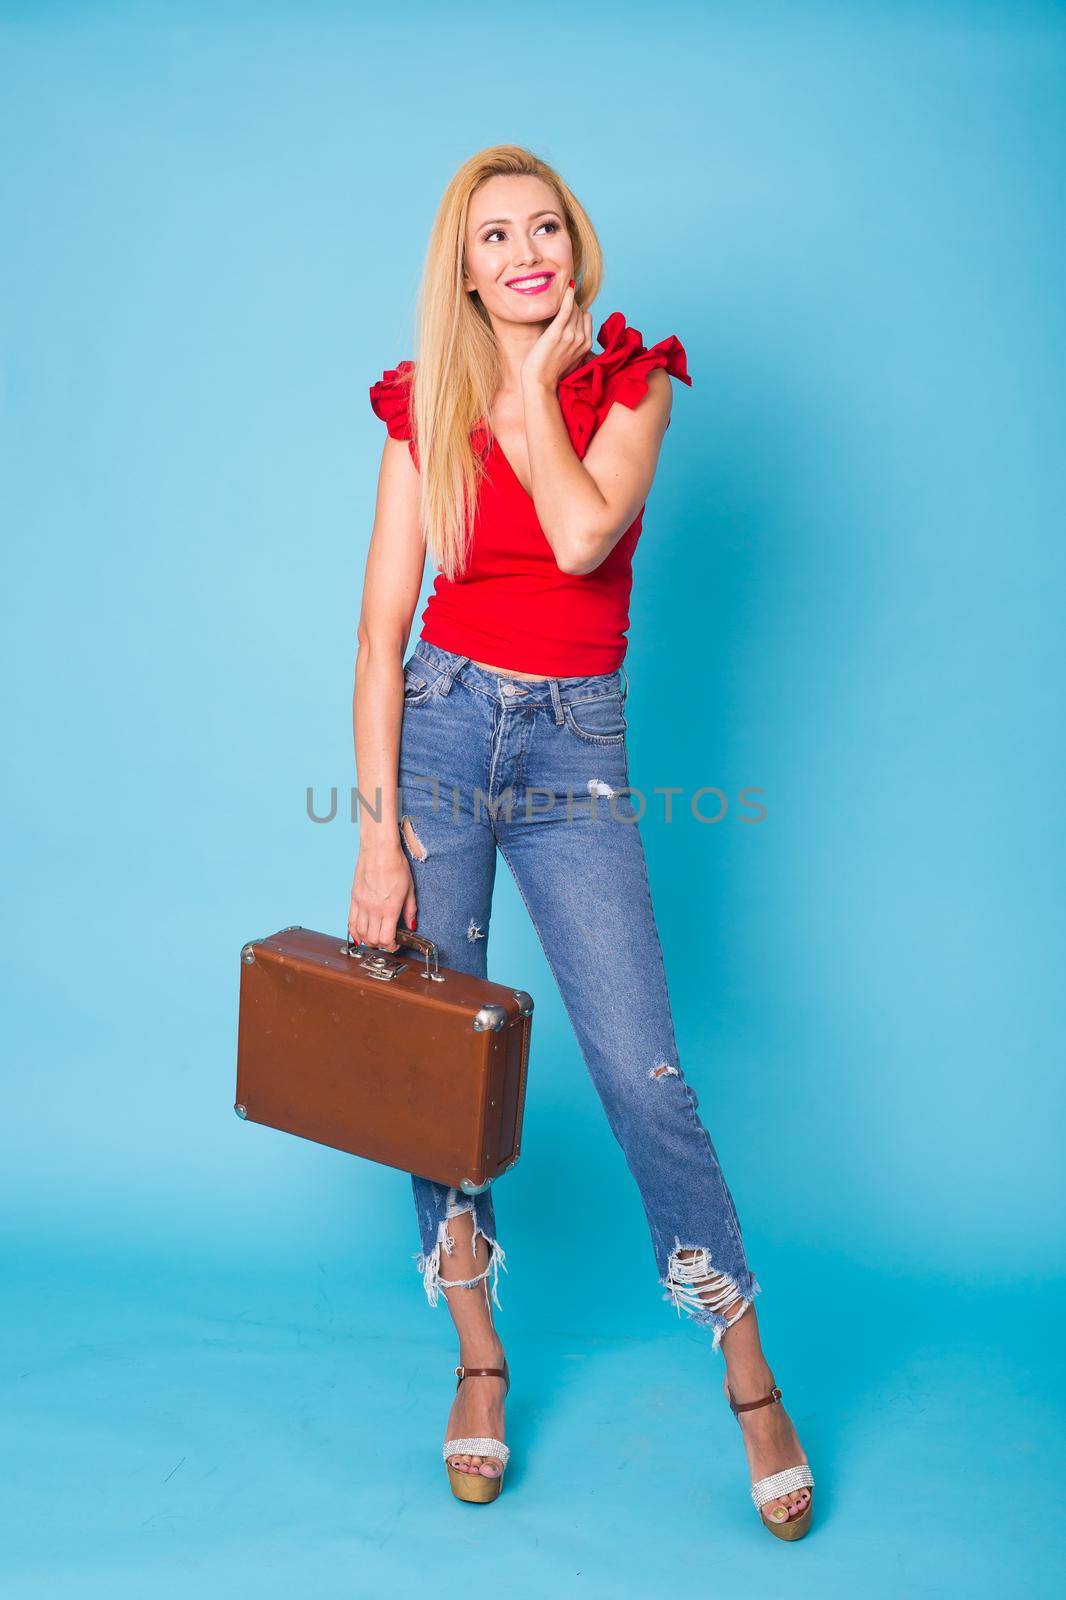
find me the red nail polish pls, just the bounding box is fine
[569,277,575,289]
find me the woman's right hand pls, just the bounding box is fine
[348,845,418,953]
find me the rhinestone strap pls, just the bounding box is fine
[751,1463,813,1509]
[442,1436,511,1466]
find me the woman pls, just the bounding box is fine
[349,145,813,1537]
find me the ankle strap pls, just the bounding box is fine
[455,1360,510,1393]
[728,1384,782,1415]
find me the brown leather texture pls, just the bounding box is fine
[455,1361,511,1393]
[235,925,533,1190]
[728,1385,783,1415]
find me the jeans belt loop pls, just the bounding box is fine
[548,678,565,725]
[438,654,469,696]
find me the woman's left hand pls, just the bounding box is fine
[520,281,593,392]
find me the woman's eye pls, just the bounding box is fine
[482,221,560,244]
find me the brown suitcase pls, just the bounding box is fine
[235,924,534,1194]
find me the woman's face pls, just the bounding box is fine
[462,174,575,326]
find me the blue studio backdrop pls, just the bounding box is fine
[3,2,1064,1596]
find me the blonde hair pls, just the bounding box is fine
[409,145,604,582]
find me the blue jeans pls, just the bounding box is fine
[393,638,760,1351]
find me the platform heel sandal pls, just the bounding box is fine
[443,1359,511,1503]
[726,1379,814,1541]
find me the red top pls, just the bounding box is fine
[369,311,692,675]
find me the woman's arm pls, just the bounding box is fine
[348,435,426,952]
[522,366,673,575]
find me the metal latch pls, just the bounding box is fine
[359,953,405,981]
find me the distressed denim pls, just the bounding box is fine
[390,638,760,1350]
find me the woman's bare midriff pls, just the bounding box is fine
[467,655,551,683]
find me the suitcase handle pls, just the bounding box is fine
[345,925,442,980]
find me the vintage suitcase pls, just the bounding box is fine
[235,924,533,1194]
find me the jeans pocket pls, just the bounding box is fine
[402,663,437,708]
[562,691,627,744]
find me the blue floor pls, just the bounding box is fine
[3,1248,1061,1597]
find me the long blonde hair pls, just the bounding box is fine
[409,145,604,582]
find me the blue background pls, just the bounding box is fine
[3,1,1064,1594]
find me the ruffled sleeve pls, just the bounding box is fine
[557,311,692,458]
[369,361,419,466]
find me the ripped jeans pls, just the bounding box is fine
[392,638,760,1351]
